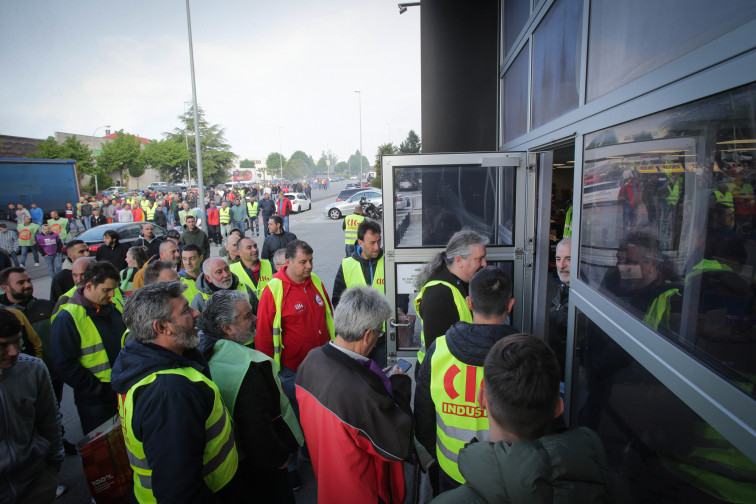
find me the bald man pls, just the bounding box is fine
[190,257,257,314]
[53,257,97,313]
[219,234,242,264]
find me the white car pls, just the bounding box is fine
[323,189,382,219]
[284,192,311,213]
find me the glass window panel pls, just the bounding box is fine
[587,0,756,101]
[503,0,530,58]
[531,0,582,129]
[502,43,529,143]
[395,261,514,351]
[572,311,756,503]
[393,165,516,248]
[580,83,756,395]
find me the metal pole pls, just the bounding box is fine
[91,124,110,194]
[278,127,283,180]
[184,101,192,185]
[185,0,206,231]
[355,91,363,183]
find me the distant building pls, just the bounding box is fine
[0,134,46,159]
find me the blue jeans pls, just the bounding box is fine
[19,245,39,265]
[43,253,61,277]
[248,217,259,234]
[81,216,91,230]
[345,244,356,258]
[281,215,290,233]
[233,221,245,233]
[8,250,19,267]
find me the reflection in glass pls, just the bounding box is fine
[393,165,515,248]
[580,83,756,396]
[573,311,756,503]
[531,0,582,129]
[502,43,529,143]
[503,0,530,58]
[395,261,514,351]
[586,0,756,101]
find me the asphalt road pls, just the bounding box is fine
[33,181,358,504]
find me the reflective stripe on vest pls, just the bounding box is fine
[208,339,304,457]
[414,280,472,364]
[140,200,151,211]
[344,214,365,244]
[55,287,124,315]
[642,288,680,331]
[264,274,334,366]
[563,206,573,237]
[145,205,156,220]
[247,201,258,217]
[714,191,734,209]
[229,260,273,299]
[118,366,238,502]
[52,304,113,382]
[181,276,201,304]
[666,180,681,205]
[219,208,231,224]
[342,256,385,292]
[429,336,489,483]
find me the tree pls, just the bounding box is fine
[334,161,349,174]
[139,140,190,183]
[163,105,236,184]
[265,152,287,179]
[399,129,421,153]
[347,150,370,178]
[285,151,314,180]
[97,131,143,185]
[374,143,397,177]
[239,158,256,168]
[27,135,111,192]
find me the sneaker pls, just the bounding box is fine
[34,262,40,266]
[288,470,303,492]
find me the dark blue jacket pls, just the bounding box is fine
[110,339,223,504]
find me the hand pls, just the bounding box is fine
[386,365,407,377]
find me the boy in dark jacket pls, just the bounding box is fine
[432,334,624,504]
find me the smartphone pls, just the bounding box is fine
[386,358,412,376]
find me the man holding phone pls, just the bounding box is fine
[295,287,413,504]
[414,266,519,495]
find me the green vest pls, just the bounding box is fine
[714,190,734,209]
[140,199,151,211]
[118,367,238,502]
[52,304,113,382]
[430,336,489,483]
[120,267,138,293]
[344,214,365,245]
[55,287,124,315]
[181,276,200,304]
[208,339,304,457]
[342,256,385,292]
[47,218,68,241]
[247,201,258,217]
[219,208,231,224]
[666,179,682,205]
[414,280,473,364]
[229,260,273,299]
[145,205,157,220]
[17,223,40,246]
[264,273,334,366]
[179,209,197,226]
[563,206,573,237]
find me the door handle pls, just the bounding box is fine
[390,319,412,328]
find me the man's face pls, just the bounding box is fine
[239,239,259,264]
[225,300,256,345]
[2,271,33,302]
[157,268,180,283]
[286,249,313,284]
[31,203,37,209]
[455,244,487,283]
[72,263,89,286]
[206,260,233,289]
[264,193,270,200]
[186,217,196,230]
[225,236,240,258]
[555,242,572,285]
[0,332,22,369]
[50,212,58,219]
[358,230,381,260]
[182,251,202,276]
[142,224,155,239]
[41,225,50,234]
[68,244,90,262]
[168,296,200,349]
[617,245,658,290]
[160,242,180,266]
[84,278,117,306]
[183,203,189,210]
[268,218,280,234]
[23,217,31,225]
[102,234,112,246]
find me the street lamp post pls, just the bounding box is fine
[91,124,110,194]
[185,0,206,231]
[278,127,283,180]
[354,91,363,184]
[184,101,192,185]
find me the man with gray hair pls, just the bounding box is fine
[143,260,180,286]
[295,286,413,503]
[414,228,488,366]
[110,282,241,502]
[198,290,304,503]
[191,256,257,314]
[549,237,571,381]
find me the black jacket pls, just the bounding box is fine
[414,320,519,458]
[332,246,383,308]
[111,339,226,504]
[549,282,569,381]
[132,236,164,261]
[95,241,129,270]
[91,215,107,227]
[50,269,74,302]
[258,198,276,217]
[261,231,297,261]
[417,267,470,355]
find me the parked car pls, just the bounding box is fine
[324,189,382,219]
[75,222,168,253]
[335,188,365,202]
[284,193,312,213]
[345,182,360,189]
[396,194,410,210]
[102,186,128,197]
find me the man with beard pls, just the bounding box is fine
[549,237,571,381]
[95,229,129,270]
[51,261,126,433]
[50,240,90,301]
[131,239,181,292]
[191,257,257,314]
[181,214,211,261]
[111,282,242,503]
[230,238,273,300]
[261,216,297,261]
[198,290,303,503]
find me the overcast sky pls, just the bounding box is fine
[0,0,421,166]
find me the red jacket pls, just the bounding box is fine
[206,207,220,225]
[256,267,332,371]
[276,198,293,216]
[131,207,144,222]
[296,344,413,503]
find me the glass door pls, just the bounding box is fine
[381,152,535,364]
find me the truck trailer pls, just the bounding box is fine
[0,158,81,216]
